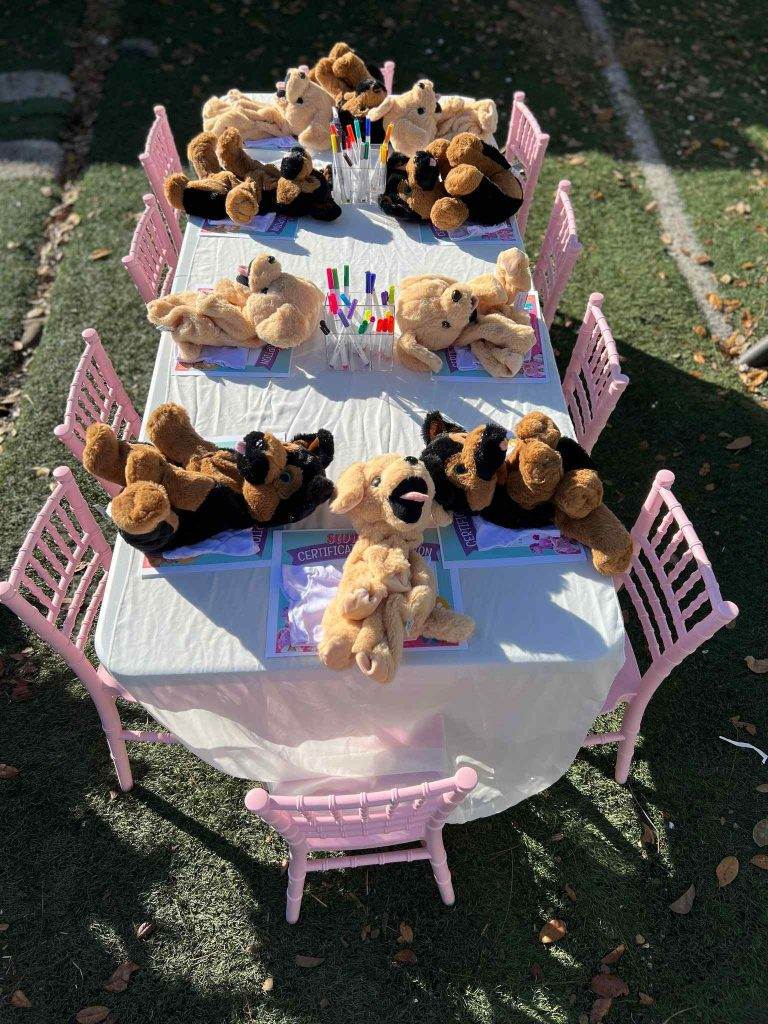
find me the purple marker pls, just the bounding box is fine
[381,289,389,305]
[369,272,376,293]
[347,298,358,319]
[338,309,350,329]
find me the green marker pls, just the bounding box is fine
[343,263,349,289]
[388,284,395,304]
[332,267,339,290]
[357,319,369,334]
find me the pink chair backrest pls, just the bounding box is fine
[380,60,395,95]
[139,104,183,251]
[533,179,583,329]
[54,329,141,498]
[562,293,629,454]
[0,467,112,674]
[122,193,178,303]
[618,470,738,690]
[504,90,549,236]
[246,767,478,850]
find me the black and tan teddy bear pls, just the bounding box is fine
[83,403,335,555]
[164,130,280,224]
[421,410,633,576]
[379,132,524,231]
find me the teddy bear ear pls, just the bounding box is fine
[422,410,464,444]
[329,461,366,514]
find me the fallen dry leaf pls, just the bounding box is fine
[75,1008,111,1024]
[591,974,630,998]
[135,921,155,940]
[567,154,587,166]
[0,923,8,931]
[565,883,577,902]
[590,996,613,1022]
[601,944,626,965]
[638,992,655,1006]
[753,819,768,847]
[670,884,696,914]
[716,855,739,887]
[756,783,768,793]
[530,964,543,981]
[295,955,324,969]
[103,960,140,992]
[10,990,31,1008]
[725,435,752,450]
[693,351,706,364]
[0,764,20,779]
[750,854,768,870]
[398,922,414,944]
[745,656,768,674]
[694,253,713,265]
[539,918,567,944]
[635,933,646,945]
[644,200,658,213]
[261,977,274,993]
[393,948,418,965]
[89,248,112,261]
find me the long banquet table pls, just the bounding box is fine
[95,124,625,823]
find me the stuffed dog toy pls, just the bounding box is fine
[421,410,633,576]
[318,454,475,684]
[394,257,535,375]
[146,253,324,363]
[83,403,335,554]
[367,80,442,156]
[215,129,340,221]
[308,41,385,102]
[378,133,523,233]
[202,72,333,153]
[163,131,280,224]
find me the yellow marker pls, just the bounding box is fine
[384,122,394,143]
[379,142,387,164]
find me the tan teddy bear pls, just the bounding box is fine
[318,453,475,684]
[202,70,333,153]
[394,250,535,376]
[146,253,324,363]
[309,41,382,102]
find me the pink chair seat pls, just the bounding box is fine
[503,90,549,237]
[122,193,178,303]
[533,180,582,329]
[600,634,641,714]
[139,104,183,251]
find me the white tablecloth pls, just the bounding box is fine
[95,126,624,823]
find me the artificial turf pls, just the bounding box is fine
[0,2,766,1022]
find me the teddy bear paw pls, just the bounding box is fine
[318,633,354,670]
[356,644,396,684]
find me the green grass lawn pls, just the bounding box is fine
[1,2,766,1023]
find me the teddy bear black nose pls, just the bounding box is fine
[267,255,276,263]
[452,289,462,302]
[417,107,425,115]
[299,71,306,79]
[296,96,304,103]
[404,456,418,465]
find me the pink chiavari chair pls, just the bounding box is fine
[503,90,549,236]
[246,766,478,923]
[0,467,178,792]
[54,329,141,498]
[533,179,583,329]
[139,104,184,252]
[563,293,629,454]
[584,470,738,783]
[122,193,178,303]
[381,60,395,95]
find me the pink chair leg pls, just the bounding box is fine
[286,844,308,923]
[614,696,648,784]
[425,828,455,905]
[91,686,133,791]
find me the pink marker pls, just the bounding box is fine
[326,268,334,290]
[328,292,339,315]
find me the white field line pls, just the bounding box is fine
[0,139,63,179]
[0,71,73,104]
[576,0,734,341]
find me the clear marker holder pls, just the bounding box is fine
[323,292,394,372]
[331,156,387,206]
